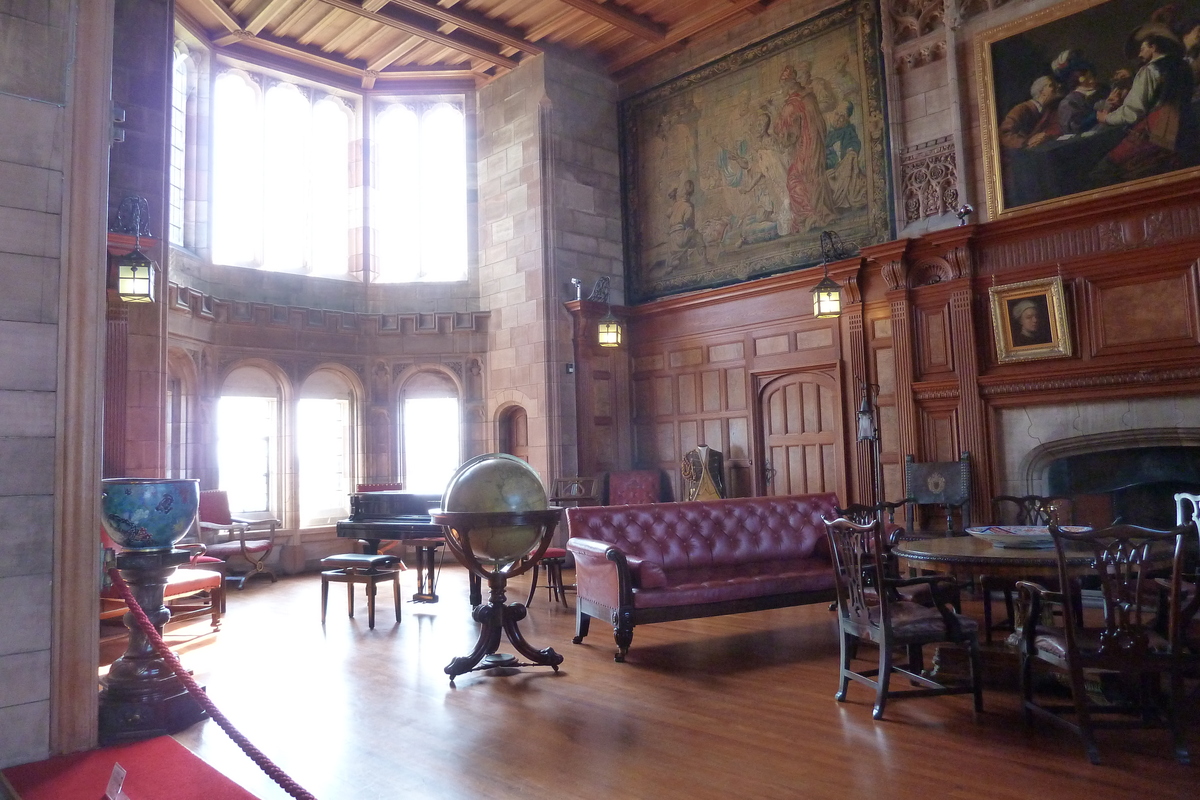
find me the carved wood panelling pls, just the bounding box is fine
[679,374,697,414]
[727,368,747,410]
[1094,276,1195,351]
[979,366,1200,397]
[654,376,674,414]
[976,203,1200,275]
[920,408,959,463]
[917,305,953,375]
[701,370,721,412]
[899,137,958,224]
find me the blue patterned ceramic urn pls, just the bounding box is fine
[100,478,200,551]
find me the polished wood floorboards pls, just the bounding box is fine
[103,563,1199,799]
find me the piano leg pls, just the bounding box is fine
[411,542,441,602]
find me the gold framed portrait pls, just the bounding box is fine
[989,277,1072,363]
[975,0,1200,219]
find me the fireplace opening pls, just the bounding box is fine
[1045,446,1200,529]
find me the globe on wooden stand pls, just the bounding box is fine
[434,454,564,684]
[98,478,207,743]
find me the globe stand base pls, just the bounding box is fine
[481,653,519,669]
[432,508,566,686]
[443,573,564,684]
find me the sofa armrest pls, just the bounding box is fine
[568,538,635,610]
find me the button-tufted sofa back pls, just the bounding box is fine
[566,494,837,572]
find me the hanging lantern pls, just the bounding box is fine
[114,248,157,303]
[597,308,622,347]
[812,268,841,318]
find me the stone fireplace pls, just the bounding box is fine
[996,396,1200,529]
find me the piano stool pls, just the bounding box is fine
[320,553,405,630]
[525,547,573,609]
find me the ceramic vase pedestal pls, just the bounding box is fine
[98,548,206,745]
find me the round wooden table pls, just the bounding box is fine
[891,535,1095,580]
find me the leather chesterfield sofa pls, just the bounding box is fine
[566,493,839,662]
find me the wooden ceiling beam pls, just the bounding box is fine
[608,0,767,73]
[382,0,542,55]
[316,0,519,69]
[553,0,665,42]
[367,34,426,71]
[221,33,480,85]
[243,0,293,35]
[192,0,242,33]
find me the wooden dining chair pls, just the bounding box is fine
[1016,522,1198,764]
[824,516,983,720]
[980,494,1076,643]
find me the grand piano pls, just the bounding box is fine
[336,491,444,602]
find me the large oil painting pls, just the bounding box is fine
[978,0,1200,218]
[621,3,891,304]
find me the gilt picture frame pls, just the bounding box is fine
[975,0,1200,219]
[989,277,1072,363]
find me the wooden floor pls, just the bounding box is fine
[101,562,1199,800]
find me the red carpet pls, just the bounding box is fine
[2,736,259,799]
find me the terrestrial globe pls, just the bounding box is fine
[441,453,548,565]
[100,478,200,552]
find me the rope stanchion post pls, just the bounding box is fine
[107,567,317,800]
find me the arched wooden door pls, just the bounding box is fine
[498,405,529,462]
[758,370,843,497]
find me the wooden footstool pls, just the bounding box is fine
[320,553,405,629]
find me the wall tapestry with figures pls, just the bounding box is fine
[620,1,892,304]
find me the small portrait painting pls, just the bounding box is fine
[989,277,1072,363]
[1007,295,1053,347]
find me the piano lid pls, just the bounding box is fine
[348,491,442,521]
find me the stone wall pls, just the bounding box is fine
[476,53,621,482]
[0,0,76,768]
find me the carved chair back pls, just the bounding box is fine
[992,494,1075,526]
[904,452,971,534]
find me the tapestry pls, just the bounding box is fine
[620,1,892,304]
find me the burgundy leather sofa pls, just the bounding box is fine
[566,493,839,662]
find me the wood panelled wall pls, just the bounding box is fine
[569,180,1200,511]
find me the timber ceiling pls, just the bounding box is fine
[176,0,780,89]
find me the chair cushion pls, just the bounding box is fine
[541,547,567,559]
[1032,626,1170,660]
[321,553,401,568]
[101,567,222,599]
[206,540,272,558]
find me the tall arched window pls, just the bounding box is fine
[310,97,352,277]
[399,371,460,494]
[218,366,281,515]
[212,70,264,267]
[211,70,354,276]
[298,369,355,526]
[263,82,310,272]
[375,100,467,283]
[168,45,192,247]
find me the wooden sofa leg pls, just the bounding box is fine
[613,612,633,662]
[572,607,591,644]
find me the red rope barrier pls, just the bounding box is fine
[107,567,317,800]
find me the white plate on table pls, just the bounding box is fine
[964,525,1091,549]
